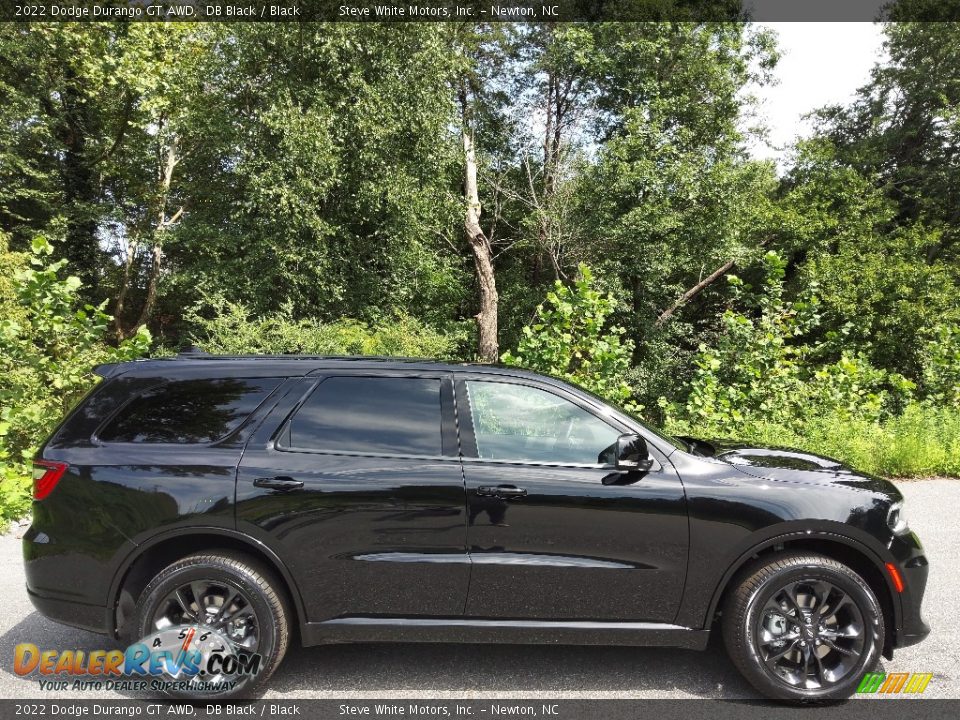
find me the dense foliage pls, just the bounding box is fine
[1,21,959,519]
[502,265,638,411]
[0,237,149,519]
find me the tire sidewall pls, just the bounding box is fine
[741,561,884,701]
[134,559,281,698]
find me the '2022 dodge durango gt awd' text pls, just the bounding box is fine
[25,354,929,699]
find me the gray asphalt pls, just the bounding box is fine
[1,479,957,700]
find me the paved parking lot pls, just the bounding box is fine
[1,479,957,700]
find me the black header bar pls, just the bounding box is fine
[3,0,960,23]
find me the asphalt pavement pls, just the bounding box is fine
[0,479,957,700]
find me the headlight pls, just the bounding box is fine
[888,501,910,535]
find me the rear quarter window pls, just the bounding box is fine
[97,378,282,444]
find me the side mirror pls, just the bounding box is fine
[615,433,654,472]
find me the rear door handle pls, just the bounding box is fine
[253,476,304,491]
[477,485,527,499]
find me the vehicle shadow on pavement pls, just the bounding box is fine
[0,612,754,699]
[267,634,759,699]
[0,610,127,697]
[0,613,899,701]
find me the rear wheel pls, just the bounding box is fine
[134,551,290,699]
[722,552,884,701]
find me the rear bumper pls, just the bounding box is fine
[26,587,110,635]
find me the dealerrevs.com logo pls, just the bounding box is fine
[14,625,262,696]
[856,672,933,695]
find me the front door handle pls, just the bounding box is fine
[477,485,527,499]
[253,476,304,491]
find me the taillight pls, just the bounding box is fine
[32,460,68,500]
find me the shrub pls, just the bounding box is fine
[501,264,640,411]
[920,323,960,408]
[664,252,915,438]
[0,237,150,520]
[186,294,467,360]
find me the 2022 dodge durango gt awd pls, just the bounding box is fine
[24,354,929,700]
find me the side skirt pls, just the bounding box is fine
[301,617,710,650]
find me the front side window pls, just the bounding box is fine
[464,381,620,465]
[286,376,442,456]
[98,378,282,444]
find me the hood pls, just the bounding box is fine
[680,436,900,497]
[685,437,850,472]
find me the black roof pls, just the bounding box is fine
[93,354,552,383]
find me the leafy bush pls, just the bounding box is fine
[186,294,467,360]
[0,237,150,520]
[660,251,960,477]
[665,252,915,436]
[920,323,960,408]
[501,264,639,410]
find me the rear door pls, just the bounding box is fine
[236,371,469,621]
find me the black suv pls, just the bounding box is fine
[25,355,929,700]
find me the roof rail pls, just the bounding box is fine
[177,345,210,356]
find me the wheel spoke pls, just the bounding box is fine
[818,587,847,620]
[783,585,807,621]
[211,586,240,623]
[766,640,799,663]
[823,638,859,658]
[810,647,827,687]
[213,603,256,631]
[190,581,209,614]
[174,589,197,621]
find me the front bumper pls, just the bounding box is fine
[889,530,930,650]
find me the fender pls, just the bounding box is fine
[107,525,308,637]
[701,527,902,632]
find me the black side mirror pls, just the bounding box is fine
[615,433,654,473]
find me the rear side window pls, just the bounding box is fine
[286,376,441,456]
[98,378,282,444]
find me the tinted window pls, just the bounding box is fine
[98,378,281,444]
[465,381,619,465]
[287,376,442,456]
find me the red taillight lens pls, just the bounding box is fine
[32,460,68,500]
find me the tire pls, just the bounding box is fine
[134,551,291,699]
[722,552,884,701]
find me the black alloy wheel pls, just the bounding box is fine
[134,551,290,699]
[723,552,884,701]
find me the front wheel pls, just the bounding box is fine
[722,552,884,701]
[134,551,291,699]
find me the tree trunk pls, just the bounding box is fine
[112,238,138,340]
[59,70,99,288]
[460,89,499,362]
[117,131,182,337]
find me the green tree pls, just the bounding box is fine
[0,237,149,519]
[502,264,638,408]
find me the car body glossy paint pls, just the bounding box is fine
[23,357,929,654]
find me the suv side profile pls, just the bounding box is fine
[25,355,929,700]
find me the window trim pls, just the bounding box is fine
[455,376,629,468]
[273,372,458,460]
[91,377,285,447]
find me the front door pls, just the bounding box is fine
[457,378,688,623]
[236,373,468,621]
